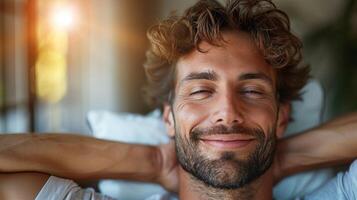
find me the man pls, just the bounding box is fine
[0,0,356,199]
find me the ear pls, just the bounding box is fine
[163,103,175,137]
[276,103,291,139]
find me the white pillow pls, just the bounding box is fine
[87,109,169,200]
[87,109,169,145]
[273,80,334,199]
[87,79,334,200]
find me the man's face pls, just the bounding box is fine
[165,31,281,189]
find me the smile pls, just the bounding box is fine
[200,134,256,149]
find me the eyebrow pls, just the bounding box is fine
[180,70,218,84]
[238,72,273,86]
[179,70,273,86]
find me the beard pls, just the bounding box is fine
[175,123,277,189]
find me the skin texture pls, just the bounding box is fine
[0,134,162,185]
[0,172,49,200]
[163,31,289,200]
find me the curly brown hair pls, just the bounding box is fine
[143,0,310,108]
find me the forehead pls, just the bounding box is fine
[176,31,276,84]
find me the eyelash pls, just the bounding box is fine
[240,89,264,98]
[241,89,262,94]
[190,90,211,96]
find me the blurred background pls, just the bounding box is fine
[0,0,356,134]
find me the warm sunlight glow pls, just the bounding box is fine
[51,6,76,30]
[36,0,75,103]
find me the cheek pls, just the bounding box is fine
[175,100,212,136]
[241,100,278,134]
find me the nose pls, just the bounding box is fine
[211,92,244,125]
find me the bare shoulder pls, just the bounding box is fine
[0,172,49,200]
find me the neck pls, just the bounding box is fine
[178,167,273,200]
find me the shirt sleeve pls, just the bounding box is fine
[35,176,116,200]
[304,159,357,200]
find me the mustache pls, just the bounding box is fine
[190,124,265,141]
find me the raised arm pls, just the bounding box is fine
[1,112,356,190]
[0,133,161,183]
[275,111,357,182]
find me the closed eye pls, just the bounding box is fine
[190,90,211,96]
[241,90,263,95]
[239,89,265,98]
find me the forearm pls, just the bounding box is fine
[276,112,357,181]
[0,134,161,182]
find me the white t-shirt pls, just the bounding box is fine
[35,160,357,200]
[303,159,357,200]
[35,176,177,200]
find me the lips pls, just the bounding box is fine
[200,134,255,149]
